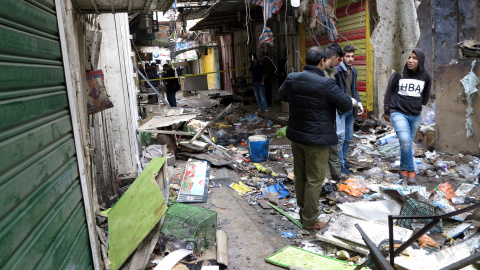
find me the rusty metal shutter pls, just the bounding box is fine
[0,0,93,269]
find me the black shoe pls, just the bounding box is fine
[332,173,348,181]
[344,162,354,169]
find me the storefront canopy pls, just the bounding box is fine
[190,0,262,33]
[71,0,174,13]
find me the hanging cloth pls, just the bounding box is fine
[249,0,283,47]
[459,60,479,138]
[316,0,338,41]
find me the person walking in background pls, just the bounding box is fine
[249,54,268,112]
[162,64,178,107]
[261,52,275,107]
[324,43,348,181]
[334,45,363,175]
[384,48,431,184]
[278,46,353,230]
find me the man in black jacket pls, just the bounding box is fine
[162,64,179,107]
[278,46,353,230]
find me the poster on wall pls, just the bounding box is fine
[177,159,210,203]
[151,25,170,46]
[86,70,114,114]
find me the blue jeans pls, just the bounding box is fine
[391,112,421,172]
[252,82,268,111]
[336,108,354,167]
[166,91,176,107]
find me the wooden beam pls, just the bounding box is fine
[137,129,191,135]
[143,0,153,12]
[365,0,374,114]
[90,0,99,14]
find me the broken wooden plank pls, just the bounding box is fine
[189,103,238,143]
[108,157,168,270]
[177,152,233,167]
[137,129,191,136]
[139,114,197,130]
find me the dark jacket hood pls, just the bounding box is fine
[404,47,426,74]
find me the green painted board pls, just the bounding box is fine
[265,246,367,270]
[108,157,168,270]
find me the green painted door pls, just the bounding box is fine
[0,0,93,269]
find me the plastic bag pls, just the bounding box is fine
[435,182,457,200]
[365,167,384,179]
[276,126,287,138]
[418,234,438,248]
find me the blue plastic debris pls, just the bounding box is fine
[281,231,296,238]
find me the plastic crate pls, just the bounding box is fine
[396,198,443,233]
[161,204,217,255]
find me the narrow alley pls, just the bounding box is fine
[0,0,480,270]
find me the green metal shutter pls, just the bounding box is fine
[0,1,93,269]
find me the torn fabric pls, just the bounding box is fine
[249,0,283,47]
[370,0,420,72]
[459,60,479,138]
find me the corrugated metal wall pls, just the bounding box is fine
[0,0,93,269]
[305,0,368,114]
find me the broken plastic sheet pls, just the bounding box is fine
[230,181,252,196]
[338,200,402,224]
[459,60,479,138]
[316,213,413,255]
[153,249,193,270]
[394,235,480,270]
[266,180,290,199]
[370,0,420,72]
[380,185,430,201]
[455,183,476,197]
[265,246,366,270]
[357,142,400,158]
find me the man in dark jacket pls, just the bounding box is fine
[162,64,179,107]
[278,46,353,230]
[334,45,363,175]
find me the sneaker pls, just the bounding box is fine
[341,167,351,176]
[407,171,417,184]
[399,170,408,180]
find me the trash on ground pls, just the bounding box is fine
[265,246,366,269]
[108,157,168,270]
[177,159,210,203]
[161,203,217,256]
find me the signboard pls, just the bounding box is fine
[175,50,197,62]
[176,41,199,51]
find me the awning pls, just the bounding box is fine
[189,0,262,32]
[71,0,174,13]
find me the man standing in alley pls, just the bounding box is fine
[162,64,178,107]
[324,43,348,181]
[334,45,363,175]
[261,52,275,107]
[249,54,268,112]
[279,46,353,230]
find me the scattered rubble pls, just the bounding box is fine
[100,100,480,269]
